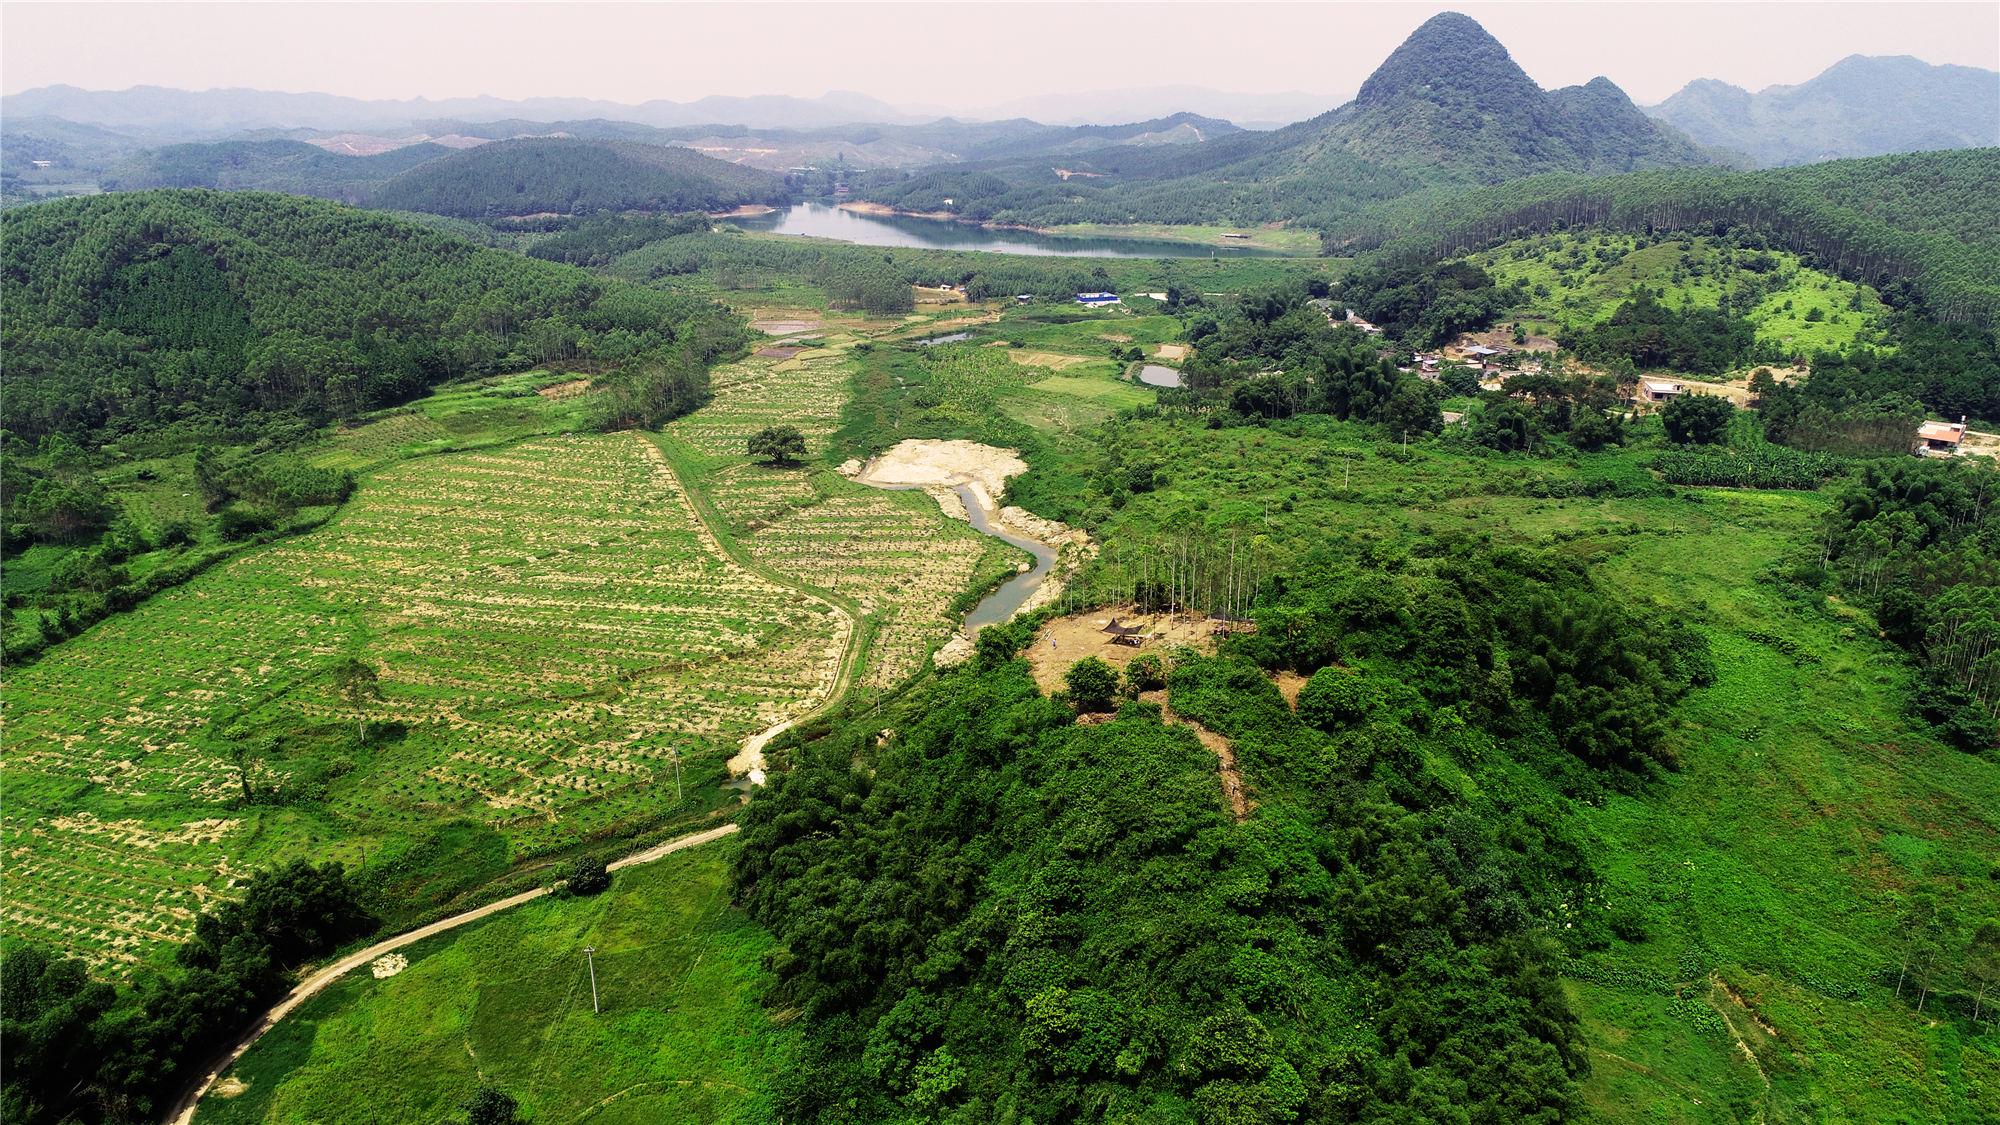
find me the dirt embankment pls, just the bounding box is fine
[1028,608,1250,820]
[850,438,1093,564]
[850,440,1094,659]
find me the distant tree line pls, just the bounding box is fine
[1817,459,2000,751]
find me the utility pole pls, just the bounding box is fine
[584,947,599,1014]
[671,747,683,804]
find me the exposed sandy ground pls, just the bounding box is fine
[536,378,592,400]
[1154,343,1190,361]
[1957,429,2000,459]
[1271,670,1307,709]
[854,438,1025,499]
[1455,327,1559,352]
[707,204,778,218]
[1024,608,1223,695]
[852,440,1096,646]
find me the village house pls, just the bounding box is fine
[1916,419,1967,457]
[1640,378,1686,403]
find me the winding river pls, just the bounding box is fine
[956,485,1061,629]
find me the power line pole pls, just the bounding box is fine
[671,747,683,804]
[584,946,599,1014]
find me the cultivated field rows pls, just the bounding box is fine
[3,433,842,967]
[668,350,850,456]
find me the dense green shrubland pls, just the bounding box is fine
[368,138,787,218]
[734,539,1708,1122]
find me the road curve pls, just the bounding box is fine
[163,822,740,1125]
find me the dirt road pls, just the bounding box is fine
[162,823,740,1125]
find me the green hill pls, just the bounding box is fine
[850,12,1711,230]
[368,137,789,218]
[100,138,450,202]
[1466,231,1892,358]
[1323,11,1708,180]
[0,189,740,448]
[1333,148,2000,328]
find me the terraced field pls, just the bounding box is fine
[711,465,1021,688]
[669,348,851,458]
[2,433,844,969]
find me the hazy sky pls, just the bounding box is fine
[3,1,1996,108]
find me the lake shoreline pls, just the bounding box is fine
[833,201,1295,253]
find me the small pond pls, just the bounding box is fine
[1137,364,1184,388]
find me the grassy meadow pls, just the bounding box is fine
[195,842,791,1125]
[1468,232,1893,358]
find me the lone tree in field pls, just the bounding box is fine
[1064,657,1121,713]
[560,855,610,897]
[748,425,808,466]
[1968,918,2000,1027]
[332,657,381,741]
[463,1087,519,1125]
[1662,394,1735,445]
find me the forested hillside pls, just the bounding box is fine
[99,138,451,201]
[1,190,744,448]
[1331,148,2000,327]
[738,547,1707,1122]
[368,137,789,218]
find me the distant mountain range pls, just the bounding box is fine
[1646,55,2000,167]
[962,87,1346,131]
[0,85,930,136]
[5,14,1995,212]
[851,11,1715,227]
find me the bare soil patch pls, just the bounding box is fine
[536,378,592,400]
[1153,343,1190,361]
[1455,327,1558,352]
[753,346,805,359]
[1271,670,1307,709]
[1024,608,1222,696]
[1006,350,1097,371]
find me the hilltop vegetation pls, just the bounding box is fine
[1333,148,2000,328]
[1466,231,1892,359]
[1,190,743,450]
[368,137,788,218]
[99,138,451,201]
